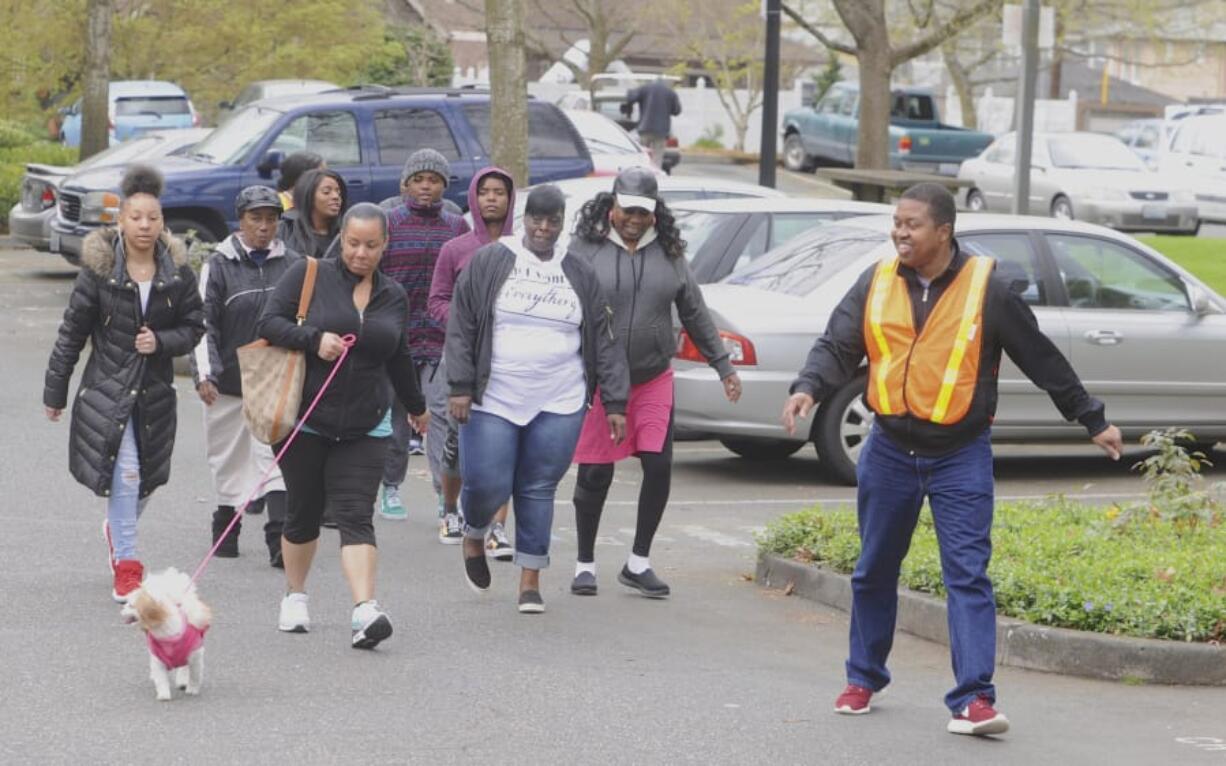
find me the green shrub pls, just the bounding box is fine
[0,142,79,226]
[0,120,38,150]
[691,124,725,151]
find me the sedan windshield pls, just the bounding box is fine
[1048,135,1145,171]
[724,225,888,296]
[675,210,738,262]
[188,106,283,165]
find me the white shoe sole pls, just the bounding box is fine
[439,534,463,545]
[518,602,545,614]
[278,622,309,633]
[947,714,1009,736]
[379,510,407,521]
[833,703,872,715]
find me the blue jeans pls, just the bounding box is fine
[108,418,148,560]
[459,408,585,570]
[847,425,997,713]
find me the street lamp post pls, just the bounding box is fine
[759,0,782,188]
[1012,0,1041,215]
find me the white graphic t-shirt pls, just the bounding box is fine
[474,239,587,425]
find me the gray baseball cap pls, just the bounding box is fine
[612,166,659,211]
[235,185,283,216]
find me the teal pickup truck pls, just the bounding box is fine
[782,83,994,175]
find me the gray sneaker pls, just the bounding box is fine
[438,512,463,545]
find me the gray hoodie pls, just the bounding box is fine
[568,230,733,386]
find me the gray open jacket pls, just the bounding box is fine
[568,233,734,386]
[444,240,629,415]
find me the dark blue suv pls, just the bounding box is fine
[50,87,594,263]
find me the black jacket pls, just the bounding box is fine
[191,235,302,396]
[257,256,425,440]
[791,242,1108,456]
[44,228,205,498]
[444,240,629,415]
[569,233,734,386]
[625,80,681,137]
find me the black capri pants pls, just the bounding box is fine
[277,432,386,547]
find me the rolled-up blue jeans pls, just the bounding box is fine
[846,425,997,714]
[108,418,148,560]
[459,407,585,570]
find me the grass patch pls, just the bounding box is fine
[758,498,1226,642]
[1138,235,1226,296]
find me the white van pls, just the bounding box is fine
[1161,114,1226,223]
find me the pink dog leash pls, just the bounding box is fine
[188,334,356,588]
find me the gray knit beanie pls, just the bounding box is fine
[401,148,451,187]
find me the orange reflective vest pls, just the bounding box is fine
[863,255,994,425]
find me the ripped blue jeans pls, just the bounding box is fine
[108,418,147,561]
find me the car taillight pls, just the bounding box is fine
[41,186,56,209]
[666,136,679,148]
[190,101,201,126]
[676,330,757,366]
[898,135,912,154]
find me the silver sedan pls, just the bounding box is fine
[958,132,1199,235]
[672,214,1226,484]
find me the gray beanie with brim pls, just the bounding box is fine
[401,148,451,187]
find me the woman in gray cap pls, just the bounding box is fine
[192,186,303,566]
[568,167,743,599]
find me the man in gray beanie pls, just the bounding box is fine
[379,147,463,215]
[378,148,470,540]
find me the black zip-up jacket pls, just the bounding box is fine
[257,257,425,440]
[791,241,1108,456]
[191,235,302,396]
[444,240,629,415]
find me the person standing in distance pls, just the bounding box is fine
[781,183,1124,736]
[623,77,680,170]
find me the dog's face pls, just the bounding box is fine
[121,588,169,632]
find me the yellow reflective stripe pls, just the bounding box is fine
[931,256,993,424]
[867,258,898,415]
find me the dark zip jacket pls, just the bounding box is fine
[791,241,1108,456]
[444,240,629,415]
[191,235,302,396]
[569,232,734,386]
[257,257,425,440]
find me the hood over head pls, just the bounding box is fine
[466,166,516,246]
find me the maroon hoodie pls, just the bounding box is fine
[428,167,516,326]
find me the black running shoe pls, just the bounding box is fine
[570,571,598,596]
[464,553,491,593]
[618,565,671,599]
[518,590,545,614]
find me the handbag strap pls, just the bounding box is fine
[295,257,318,326]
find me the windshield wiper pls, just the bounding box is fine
[186,151,216,163]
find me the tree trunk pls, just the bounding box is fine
[941,42,977,129]
[81,0,113,161]
[485,0,529,186]
[855,50,892,173]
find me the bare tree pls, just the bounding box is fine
[783,0,1004,170]
[485,0,529,185]
[81,0,113,160]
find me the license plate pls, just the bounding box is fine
[1142,204,1168,220]
[938,162,960,175]
[50,230,61,252]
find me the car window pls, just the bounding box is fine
[374,108,460,165]
[725,225,888,296]
[1048,135,1145,170]
[817,89,842,114]
[770,213,834,249]
[190,105,283,165]
[891,93,934,121]
[1047,234,1189,311]
[1189,124,1222,159]
[1137,124,1160,150]
[984,134,1015,164]
[736,217,770,269]
[270,110,361,166]
[959,233,1046,305]
[114,97,191,116]
[464,103,584,159]
[235,85,260,108]
[838,91,858,117]
[660,190,705,203]
[1169,122,1202,155]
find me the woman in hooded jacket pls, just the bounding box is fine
[276,168,347,260]
[567,167,742,600]
[43,164,205,603]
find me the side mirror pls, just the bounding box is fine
[257,150,284,179]
[1187,281,1212,316]
[1032,164,1046,173]
[217,100,232,111]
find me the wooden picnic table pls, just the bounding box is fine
[815,168,973,203]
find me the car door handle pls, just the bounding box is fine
[345,177,366,187]
[1084,330,1124,345]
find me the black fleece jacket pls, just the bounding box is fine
[791,241,1108,456]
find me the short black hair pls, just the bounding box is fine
[119,163,164,200]
[900,183,956,230]
[341,202,388,240]
[524,185,565,218]
[278,151,324,192]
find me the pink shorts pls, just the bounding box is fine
[573,369,674,464]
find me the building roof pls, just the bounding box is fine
[990,60,1177,107]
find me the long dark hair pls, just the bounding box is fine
[572,191,687,260]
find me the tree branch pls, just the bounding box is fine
[607,29,636,61]
[891,0,1003,67]
[780,2,856,56]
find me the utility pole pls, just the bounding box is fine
[485,0,529,186]
[758,0,782,188]
[1011,0,1040,215]
[81,0,113,160]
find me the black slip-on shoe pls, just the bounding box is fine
[618,565,671,599]
[464,552,491,593]
[518,590,545,614]
[570,571,598,596]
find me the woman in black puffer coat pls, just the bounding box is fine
[43,164,205,603]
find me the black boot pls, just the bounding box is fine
[212,506,240,558]
[264,492,286,569]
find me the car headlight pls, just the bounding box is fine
[80,191,121,224]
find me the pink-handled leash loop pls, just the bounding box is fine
[188,333,357,587]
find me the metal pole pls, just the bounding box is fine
[1012,0,1040,215]
[759,0,782,188]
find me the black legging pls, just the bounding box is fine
[574,415,674,562]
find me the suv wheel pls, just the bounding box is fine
[814,374,872,486]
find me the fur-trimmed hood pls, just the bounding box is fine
[81,227,188,279]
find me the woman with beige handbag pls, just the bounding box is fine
[256,202,428,650]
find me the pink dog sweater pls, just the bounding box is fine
[146,611,207,669]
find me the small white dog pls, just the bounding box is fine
[121,568,212,701]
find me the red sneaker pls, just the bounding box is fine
[947,695,1010,736]
[112,559,144,603]
[102,519,116,574]
[834,683,877,715]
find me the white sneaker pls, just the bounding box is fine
[351,599,393,649]
[278,592,310,633]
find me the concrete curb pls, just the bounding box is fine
[756,554,1226,686]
